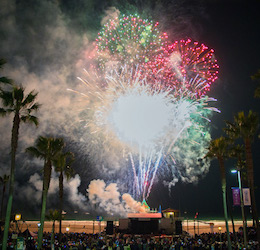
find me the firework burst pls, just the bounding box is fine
[69,13,221,203]
[95,14,168,72]
[142,39,219,96]
[70,67,219,200]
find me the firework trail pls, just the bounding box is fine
[70,67,219,200]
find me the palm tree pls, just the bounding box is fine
[46,209,60,248]
[225,111,259,227]
[228,144,248,186]
[0,59,13,86]
[0,175,9,222]
[0,85,39,250]
[225,111,259,241]
[205,137,232,250]
[53,150,74,236]
[0,175,9,221]
[26,136,64,249]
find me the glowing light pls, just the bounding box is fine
[108,87,172,147]
[73,67,219,200]
[143,39,219,96]
[15,214,21,221]
[95,14,168,72]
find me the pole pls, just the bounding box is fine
[194,220,196,236]
[238,170,247,247]
[93,220,95,234]
[219,230,222,250]
[187,218,188,234]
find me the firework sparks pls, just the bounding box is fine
[70,14,221,203]
[95,14,168,72]
[72,67,219,200]
[143,39,219,96]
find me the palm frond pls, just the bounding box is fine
[236,111,259,139]
[65,166,75,180]
[0,77,13,85]
[0,59,13,85]
[251,69,260,81]
[0,90,14,107]
[0,108,8,117]
[13,86,24,104]
[254,86,260,98]
[46,209,61,221]
[22,91,38,106]
[21,115,39,126]
[0,59,7,68]
[28,103,41,113]
[205,136,230,160]
[29,136,65,162]
[26,146,45,159]
[53,150,75,179]
[0,174,9,184]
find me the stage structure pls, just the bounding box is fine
[117,202,182,235]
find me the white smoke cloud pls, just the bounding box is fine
[101,7,120,26]
[65,174,88,210]
[122,193,145,213]
[17,171,88,212]
[87,179,145,216]
[0,0,93,215]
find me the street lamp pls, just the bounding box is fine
[231,169,247,247]
[15,214,21,221]
[15,214,21,234]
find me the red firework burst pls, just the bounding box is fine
[141,39,219,96]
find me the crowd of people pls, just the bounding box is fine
[5,228,259,249]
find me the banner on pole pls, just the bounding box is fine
[243,188,251,206]
[232,187,240,206]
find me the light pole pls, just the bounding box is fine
[218,227,222,249]
[231,169,247,247]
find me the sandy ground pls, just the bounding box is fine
[13,219,252,235]
[182,220,252,235]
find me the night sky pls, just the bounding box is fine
[0,0,260,220]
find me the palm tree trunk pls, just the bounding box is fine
[0,184,6,220]
[38,161,52,249]
[51,220,55,248]
[227,191,237,242]
[59,172,63,236]
[2,112,20,250]
[218,157,232,250]
[244,138,260,241]
[38,188,48,249]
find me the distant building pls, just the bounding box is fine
[162,208,180,218]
